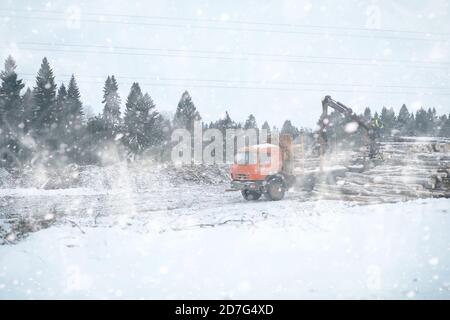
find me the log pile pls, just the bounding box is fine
[292,137,450,204]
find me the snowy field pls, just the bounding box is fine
[0,164,450,299]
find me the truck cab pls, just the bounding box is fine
[230,143,293,201]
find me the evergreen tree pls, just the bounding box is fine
[363,107,372,121]
[380,107,396,137]
[396,104,410,134]
[210,111,237,160]
[65,75,84,133]
[173,91,201,131]
[156,114,172,143]
[142,92,163,147]
[407,113,416,136]
[84,115,108,164]
[102,75,121,133]
[215,111,236,133]
[62,75,85,162]
[55,83,67,134]
[21,88,34,134]
[124,83,143,153]
[427,108,437,135]
[32,57,57,139]
[439,114,450,137]
[0,55,25,166]
[415,108,431,136]
[0,56,24,128]
[281,120,299,138]
[123,83,162,154]
[244,114,257,130]
[260,121,271,143]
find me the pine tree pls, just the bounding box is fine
[396,104,410,134]
[0,55,25,167]
[260,121,271,143]
[437,114,448,137]
[380,107,396,137]
[61,75,85,162]
[123,83,162,154]
[55,83,67,134]
[363,107,372,121]
[407,113,416,136]
[427,108,437,135]
[281,120,299,138]
[156,114,172,143]
[210,111,237,160]
[415,108,430,136]
[173,91,201,131]
[65,75,84,133]
[84,115,108,164]
[21,88,34,134]
[32,57,57,138]
[124,83,143,153]
[0,56,24,128]
[102,75,121,133]
[439,114,450,137]
[244,114,257,130]
[141,92,163,148]
[215,111,236,133]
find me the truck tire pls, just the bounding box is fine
[241,190,262,201]
[265,179,285,201]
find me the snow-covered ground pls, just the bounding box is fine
[0,164,449,299]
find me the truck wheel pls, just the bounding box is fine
[266,179,285,201]
[241,190,262,201]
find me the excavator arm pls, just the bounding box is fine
[319,95,379,159]
[321,95,371,132]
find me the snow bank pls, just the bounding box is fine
[0,198,449,299]
[0,163,232,243]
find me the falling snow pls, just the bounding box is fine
[1,0,450,301]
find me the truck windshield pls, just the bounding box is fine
[236,151,257,165]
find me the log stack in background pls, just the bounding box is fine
[292,137,450,204]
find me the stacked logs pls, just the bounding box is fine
[292,137,450,204]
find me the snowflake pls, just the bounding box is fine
[345,121,359,133]
[428,257,439,266]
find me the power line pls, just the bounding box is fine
[1,12,447,42]
[2,8,449,38]
[2,44,449,70]
[19,73,450,91]
[9,41,450,66]
[18,76,450,96]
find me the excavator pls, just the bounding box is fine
[229,95,380,201]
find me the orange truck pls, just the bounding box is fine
[230,135,296,201]
[229,95,381,201]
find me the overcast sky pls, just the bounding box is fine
[1,0,449,128]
